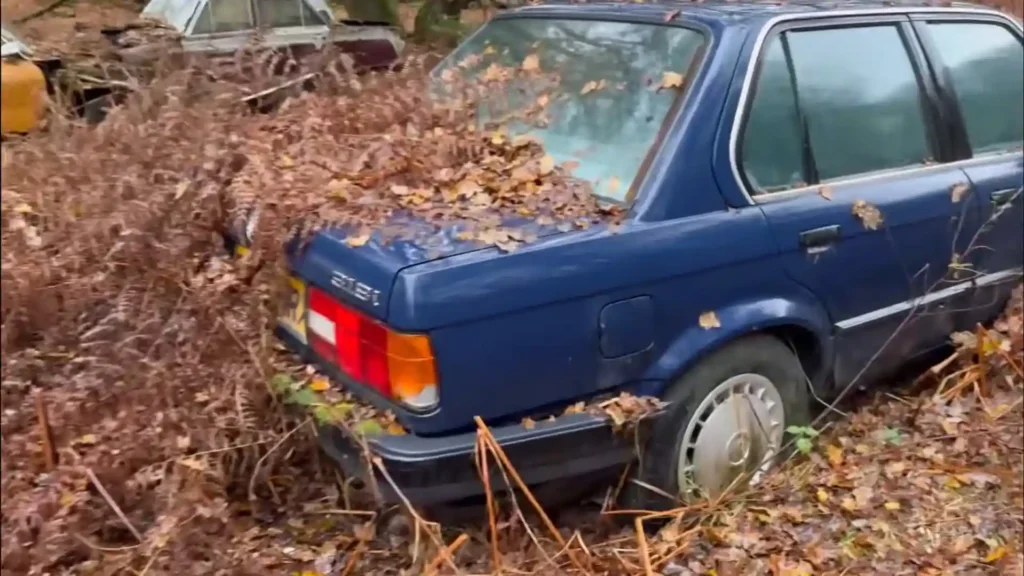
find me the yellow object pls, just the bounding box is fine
[279,276,307,343]
[1,56,47,135]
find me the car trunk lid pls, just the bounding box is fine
[290,215,568,321]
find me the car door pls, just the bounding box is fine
[181,0,258,55]
[911,15,1024,326]
[735,16,977,389]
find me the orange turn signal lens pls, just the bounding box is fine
[386,332,438,410]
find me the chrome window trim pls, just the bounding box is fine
[835,268,1023,330]
[728,7,1024,206]
[751,150,1024,204]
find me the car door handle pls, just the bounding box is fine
[799,225,840,249]
[991,187,1021,206]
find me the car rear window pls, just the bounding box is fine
[434,18,706,203]
[924,21,1023,155]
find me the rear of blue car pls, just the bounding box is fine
[262,9,711,504]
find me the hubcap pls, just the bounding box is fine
[677,374,785,499]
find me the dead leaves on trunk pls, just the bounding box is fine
[226,57,623,255]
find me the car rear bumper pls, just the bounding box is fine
[317,409,647,506]
[275,324,653,506]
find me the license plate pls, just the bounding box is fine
[279,277,307,344]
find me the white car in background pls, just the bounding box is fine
[126,0,404,69]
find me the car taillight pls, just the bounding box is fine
[306,286,439,410]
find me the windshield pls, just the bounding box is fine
[433,18,705,203]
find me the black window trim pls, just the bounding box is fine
[734,14,948,199]
[909,14,1024,161]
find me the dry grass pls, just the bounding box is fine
[0,2,1022,574]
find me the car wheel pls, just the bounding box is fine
[625,334,810,510]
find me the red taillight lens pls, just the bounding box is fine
[306,286,438,410]
[334,305,366,385]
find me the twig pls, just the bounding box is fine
[483,434,555,569]
[371,457,461,574]
[975,324,989,396]
[247,417,310,501]
[474,416,588,573]
[989,395,1023,421]
[221,316,268,381]
[474,434,502,574]
[603,460,633,514]
[340,539,368,576]
[635,516,654,576]
[424,533,469,576]
[71,532,139,553]
[84,468,143,543]
[652,527,700,570]
[999,348,1024,378]
[307,508,377,517]
[930,351,961,377]
[34,391,58,471]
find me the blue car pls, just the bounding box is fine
[269,0,1023,508]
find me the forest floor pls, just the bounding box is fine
[1,1,1022,575]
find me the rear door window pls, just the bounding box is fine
[740,23,935,193]
[924,21,1023,155]
[741,36,806,193]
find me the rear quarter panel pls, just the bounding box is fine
[398,208,831,436]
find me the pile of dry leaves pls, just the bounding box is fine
[0,50,622,575]
[1,48,1021,576]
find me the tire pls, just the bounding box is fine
[624,334,811,511]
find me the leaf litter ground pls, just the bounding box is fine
[1,49,1022,576]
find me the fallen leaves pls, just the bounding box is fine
[661,71,685,90]
[1,28,1020,576]
[539,155,555,176]
[521,53,540,72]
[591,392,666,431]
[580,80,603,95]
[826,444,844,468]
[851,199,883,230]
[699,310,721,329]
[345,234,371,248]
[951,182,970,203]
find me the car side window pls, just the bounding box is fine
[301,0,327,26]
[741,36,806,194]
[191,3,215,34]
[192,0,255,34]
[255,0,303,28]
[786,25,932,182]
[925,22,1024,155]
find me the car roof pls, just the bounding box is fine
[141,0,334,32]
[501,0,1009,26]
